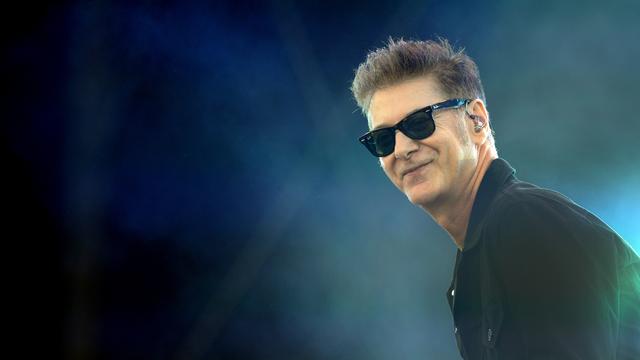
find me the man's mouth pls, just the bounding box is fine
[402,161,432,178]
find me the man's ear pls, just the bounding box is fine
[465,99,489,133]
[465,99,489,127]
[464,99,492,146]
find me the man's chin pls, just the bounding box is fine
[404,187,437,207]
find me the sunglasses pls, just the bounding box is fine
[358,98,471,157]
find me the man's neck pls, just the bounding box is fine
[425,146,497,250]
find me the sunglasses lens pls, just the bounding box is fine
[369,129,395,157]
[403,112,434,139]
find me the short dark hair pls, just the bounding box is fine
[351,37,486,117]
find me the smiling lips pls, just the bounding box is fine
[402,161,432,178]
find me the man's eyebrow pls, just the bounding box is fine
[371,105,426,131]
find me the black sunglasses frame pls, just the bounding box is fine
[358,98,471,157]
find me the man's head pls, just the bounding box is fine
[351,38,487,126]
[351,38,497,210]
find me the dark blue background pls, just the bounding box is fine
[4,1,639,359]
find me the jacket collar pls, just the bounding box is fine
[462,158,516,252]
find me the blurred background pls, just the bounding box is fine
[3,0,639,359]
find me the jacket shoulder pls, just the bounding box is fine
[484,179,637,276]
[488,180,615,242]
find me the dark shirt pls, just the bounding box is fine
[447,158,640,359]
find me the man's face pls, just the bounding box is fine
[368,76,478,209]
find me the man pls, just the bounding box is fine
[351,38,640,359]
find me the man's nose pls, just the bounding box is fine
[394,131,419,159]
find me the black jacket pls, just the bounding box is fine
[447,158,640,359]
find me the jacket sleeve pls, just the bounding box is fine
[487,194,639,359]
[617,248,640,359]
